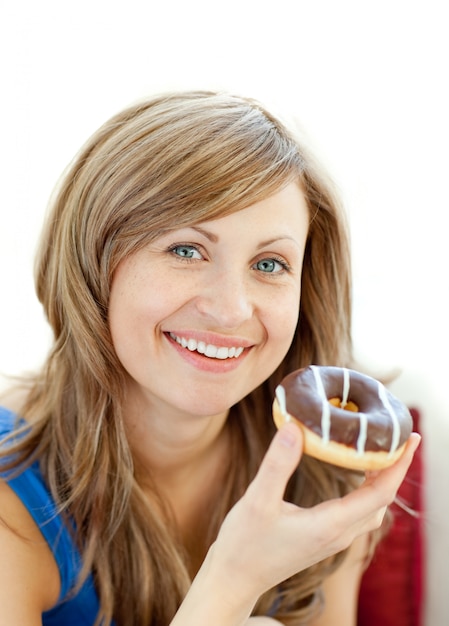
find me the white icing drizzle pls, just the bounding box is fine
[341,368,350,408]
[310,365,331,445]
[378,382,401,456]
[342,368,367,455]
[275,385,290,421]
[356,412,368,456]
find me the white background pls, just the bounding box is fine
[1,1,448,622]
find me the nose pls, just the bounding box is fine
[194,269,254,329]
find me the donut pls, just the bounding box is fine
[272,366,413,471]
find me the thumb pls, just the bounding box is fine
[246,422,304,507]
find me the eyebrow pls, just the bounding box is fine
[191,226,219,242]
[191,226,302,249]
[256,236,303,250]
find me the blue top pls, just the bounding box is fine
[0,406,105,625]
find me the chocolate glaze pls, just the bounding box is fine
[279,366,412,453]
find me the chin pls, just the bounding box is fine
[170,389,249,420]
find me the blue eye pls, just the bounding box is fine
[255,258,286,273]
[171,245,202,259]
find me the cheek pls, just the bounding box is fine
[249,293,300,392]
[108,268,187,352]
[109,270,152,355]
[264,290,301,351]
[109,286,160,342]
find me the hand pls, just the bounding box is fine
[209,422,420,605]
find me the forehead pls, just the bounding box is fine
[188,182,309,244]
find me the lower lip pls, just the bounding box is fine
[165,333,250,373]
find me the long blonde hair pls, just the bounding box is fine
[2,91,355,625]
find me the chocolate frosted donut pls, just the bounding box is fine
[272,366,413,471]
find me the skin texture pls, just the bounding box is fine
[0,183,421,625]
[108,183,309,426]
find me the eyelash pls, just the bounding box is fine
[167,243,203,262]
[167,244,292,274]
[258,256,292,274]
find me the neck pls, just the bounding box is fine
[123,385,231,578]
[123,383,229,477]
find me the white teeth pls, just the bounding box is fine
[205,344,218,358]
[187,338,197,351]
[216,347,229,359]
[169,333,245,360]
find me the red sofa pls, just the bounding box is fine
[358,408,424,626]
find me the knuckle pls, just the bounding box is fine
[263,455,282,478]
[369,480,398,509]
[309,510,350,555]
[245,496,267,519]
[371,506,388,530]
[242,488,271,520]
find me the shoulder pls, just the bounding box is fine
[0,401,61,620]
[0,478,61,620]
[0,453,102,624]
[0,401,100,623]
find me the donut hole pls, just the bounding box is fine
[329,397,359,412]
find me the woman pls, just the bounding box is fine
[0,91,419,625]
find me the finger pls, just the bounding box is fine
[363,432,421,505]
[331,432,421,528]
[363,432,421,491]
[245,422,303,508]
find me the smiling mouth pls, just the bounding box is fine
[168,332,245,360]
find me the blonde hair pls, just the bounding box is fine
[2,91,356,625]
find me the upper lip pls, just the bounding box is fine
[166,330,255,350]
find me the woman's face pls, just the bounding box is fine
[109,182,309,419]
